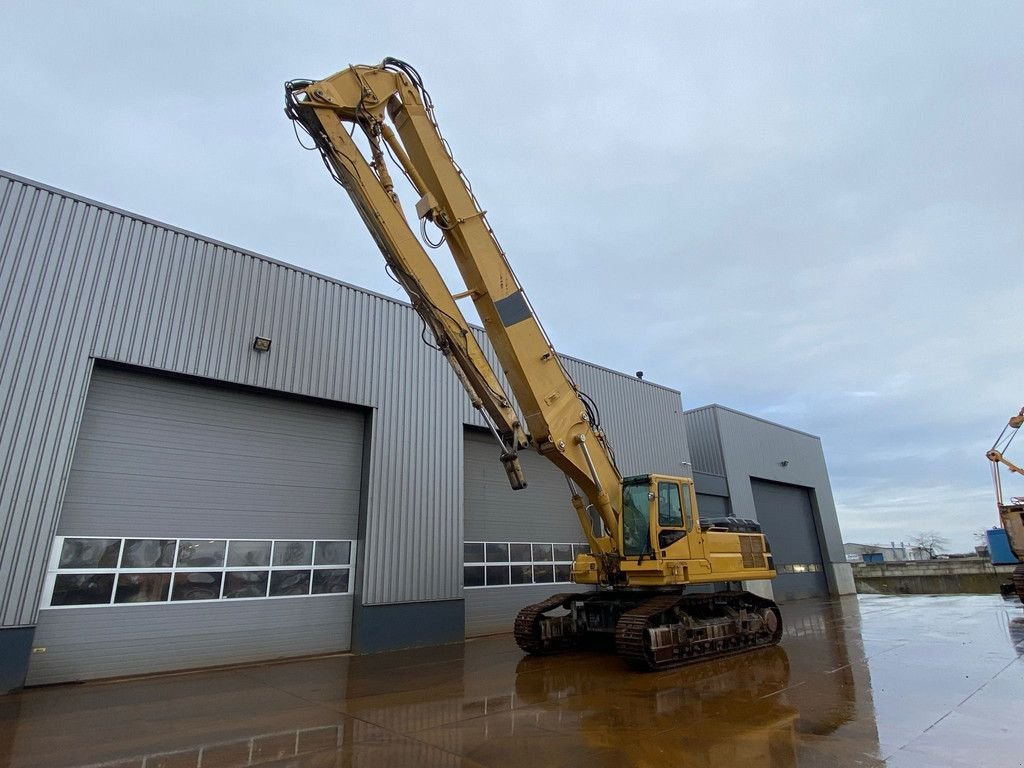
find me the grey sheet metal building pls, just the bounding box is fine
[0,171,853,692]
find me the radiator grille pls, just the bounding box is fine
[740,536,765,568]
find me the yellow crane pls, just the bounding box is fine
[986,406,1024,602]
[285,59,781,669]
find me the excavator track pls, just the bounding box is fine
[514,593,579,654]
[615,591,783,671]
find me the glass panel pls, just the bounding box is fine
[172,572,223,601]
[314,541,351,566]
[532,544,552,562]
[533,565,554,583]
[115,573,171,603]
[176,540,226,567]
[227,541,271,567]
[509,543,532,562]
[681,487,694,530]
[573,543,591,559]
[554,564,572,583]
[121,539,175,569]
[510,564,533,584]
[485,543,509,562]
[223,571,269,599]
[553,544,573,562]
[270,569,311,596]
[51,574,115,606]
[59,538,120,569]
[485,565,510,586]
[622,483,653,557]
[463,543,484,564]
[312,569,350,594]
[658,482,683,527]
[464,565,485,587]
[273,541,313,566]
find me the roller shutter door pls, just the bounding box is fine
[28,365,365,685]
[751,478,828,601]
[463,430,589,637]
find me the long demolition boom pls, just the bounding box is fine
[285,60,621,560]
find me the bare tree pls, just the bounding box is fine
[908,531,950,559]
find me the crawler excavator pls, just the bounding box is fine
[284,59,782,669]
[986,406,1024,603]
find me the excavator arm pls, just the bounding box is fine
[285,60,620,558]
[986,406,1024,507]
[987,407,1024,571]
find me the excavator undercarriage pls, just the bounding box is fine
[515,589,782,671]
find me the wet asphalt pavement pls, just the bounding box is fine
[0,593,1021,767]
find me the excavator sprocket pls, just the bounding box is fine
[615,591,783,671]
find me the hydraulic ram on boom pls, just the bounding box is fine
[285,59,782,669]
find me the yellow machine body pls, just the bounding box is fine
[285,59,781,668]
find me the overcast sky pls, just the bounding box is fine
[3,2,1021,552]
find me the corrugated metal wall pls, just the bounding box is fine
[683,406,726,475]
[0,171,464,624]
[0,170,690,628]
[690,405,846,566]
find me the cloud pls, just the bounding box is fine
[1,1,1021,552]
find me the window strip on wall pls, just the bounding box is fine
[41,536,356,609]
[463,541,589,589]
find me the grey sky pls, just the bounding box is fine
[2,2,1021,551]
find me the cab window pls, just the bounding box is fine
[622,483,653,557]
[681,486,694,530]
[658,482,683,527]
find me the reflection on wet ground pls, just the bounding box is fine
[0,594,1021,767]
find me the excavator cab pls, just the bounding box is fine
[621,475,695,558]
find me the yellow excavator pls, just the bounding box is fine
[986,406,1024,602]
[285,59,781,669]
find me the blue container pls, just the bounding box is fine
[987,527,1020,565]
[862,552,884,564]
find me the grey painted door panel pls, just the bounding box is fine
[29,366,364,684]
[57,367,364,539]
[26,597,352,685]
[466,584,589,637]
[464,430,582,543]
[750,479,827,600]
[463,430,586,637]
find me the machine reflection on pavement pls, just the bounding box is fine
[513,646,799,767]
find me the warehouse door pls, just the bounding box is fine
[463,430,590,637]
[750,479,828,601]
[28,365,365,685]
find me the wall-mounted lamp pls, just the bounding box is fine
[779,460,790,467]
[252,336,272,352]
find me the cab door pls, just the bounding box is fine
[655,480,691,560]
